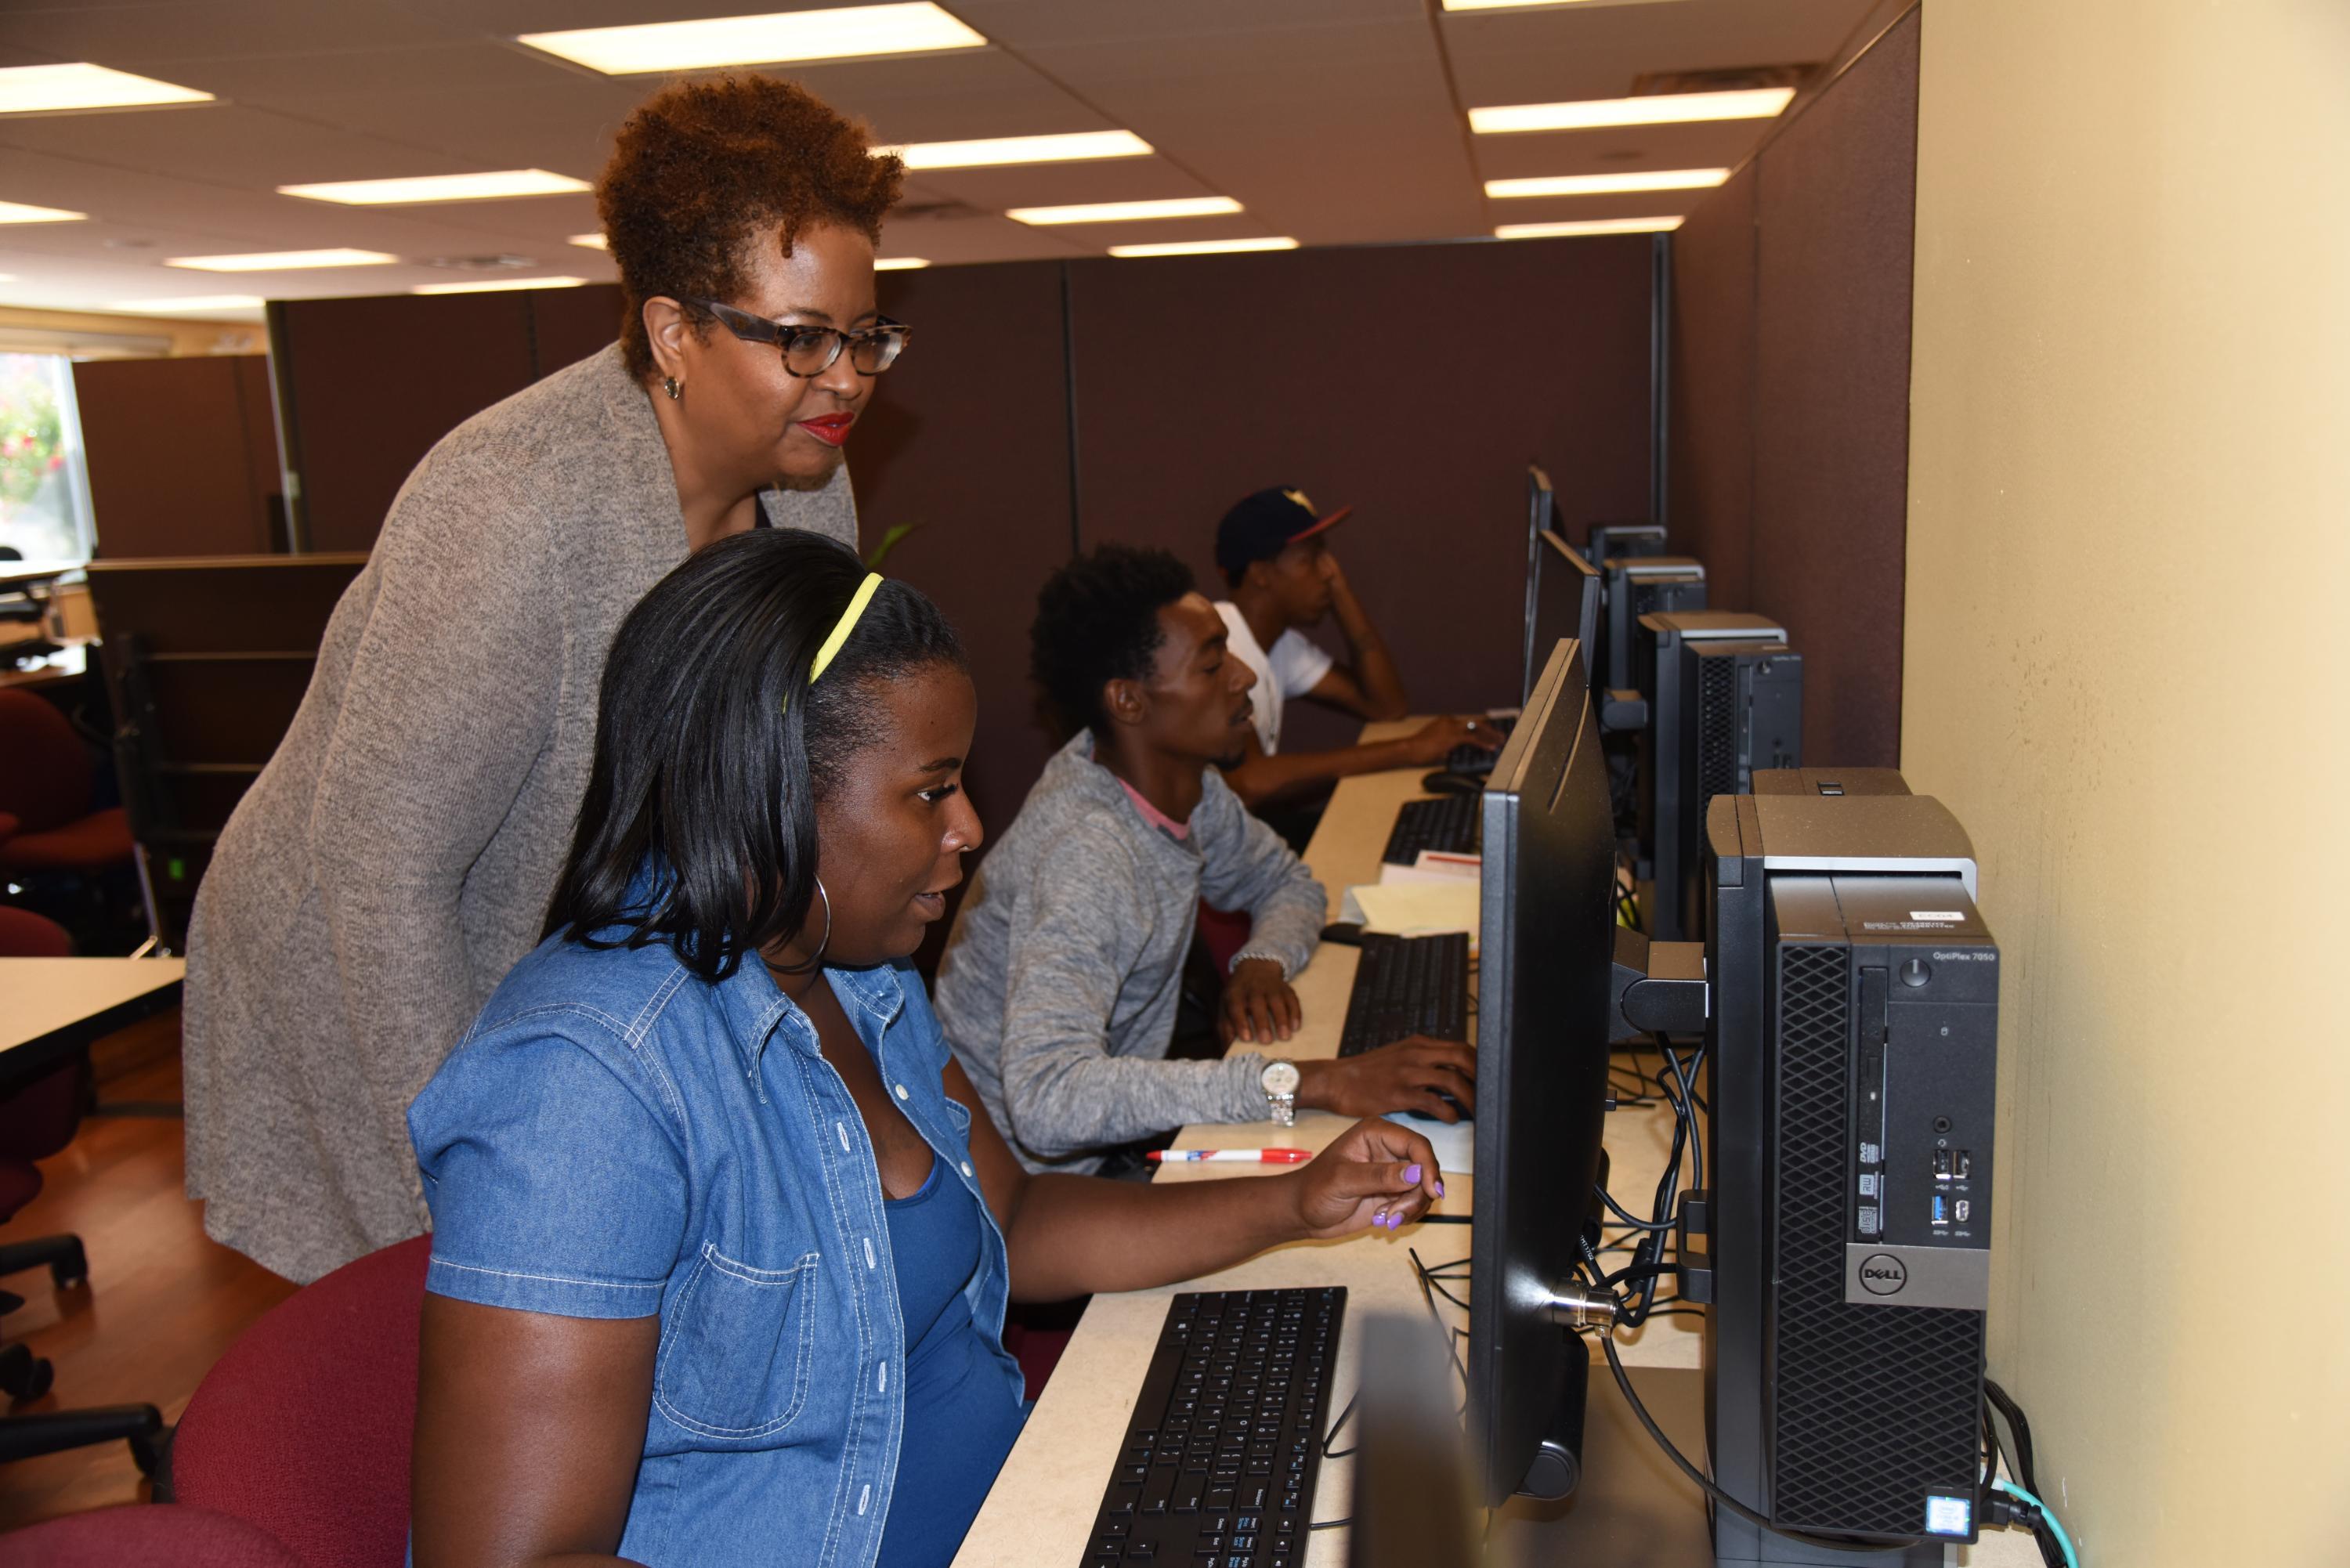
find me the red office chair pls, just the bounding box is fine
[168,1235,430,1568]
[0,690,132,878]
[0,1503,304,1568]
[0,905,167,1472]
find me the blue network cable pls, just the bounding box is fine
[1992,1478,2081,1568]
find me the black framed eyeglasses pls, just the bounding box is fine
[685,296,911,377]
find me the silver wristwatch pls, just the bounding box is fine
[1260,1058,1301,1128]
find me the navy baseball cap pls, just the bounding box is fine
[1214,486,1354,579]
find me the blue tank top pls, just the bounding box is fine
[875,1155,1028,1568]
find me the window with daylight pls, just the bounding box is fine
[0,352,97,566]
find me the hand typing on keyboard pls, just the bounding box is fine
[1295,1038,1477,1122]
[1396,714,1504,768]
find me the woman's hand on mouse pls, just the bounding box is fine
[1283,1117,1445,1238]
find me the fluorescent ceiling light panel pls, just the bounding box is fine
[1108,237,1299,258]
[0,63,215,116]
[280,169,590,205]
[518,4,985,74]
[568,233,609,251]
[883,130,1152,170]
[1485,168,1727,198]
[166,248,398,272]
[0,200,86,224]
[413,276,588,294]
[1007,196,1241,226]
[1496,216,1683,238]
[1470,88,1793,134]
[873,257,930,270]
[112,294,266,313]
[1442,0,1624,9]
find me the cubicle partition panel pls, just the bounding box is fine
[1067,236,1654,751]
[269,294,540,553]
[73,355,284,558]
[1666,8,1921,771]
[862,261,1077,872]
[85,555,368,950]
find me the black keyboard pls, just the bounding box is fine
[1381,793,1478,866]
[1337,932,1470,1057]
[1442,714,1517,775]
[1079,1287,1345,1567]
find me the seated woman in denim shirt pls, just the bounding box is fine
[406,530,1443,1568]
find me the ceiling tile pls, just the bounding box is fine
[3,0,466,62]
[1441,0,1875,107]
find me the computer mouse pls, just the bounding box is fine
[1399,1093,1472,1124]
[1318,922,1365,947]
[1421,771,1482,796]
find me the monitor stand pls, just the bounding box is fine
[1490,1361,1951,1567]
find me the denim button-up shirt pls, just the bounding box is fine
[408,930,1021,1568]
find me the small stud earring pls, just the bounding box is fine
[663,376,682,401]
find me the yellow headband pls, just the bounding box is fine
[809,572,884,687]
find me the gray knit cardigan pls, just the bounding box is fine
[183,344,857,1282]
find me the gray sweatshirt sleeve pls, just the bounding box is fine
[1194,775,1328,977]
[996,823,1270,1161]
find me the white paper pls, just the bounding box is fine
[1383,1110,1475,1177]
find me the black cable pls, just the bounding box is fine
[1321,1389,1359,1460]
[1983,1379,2040,1494]
[1309,1517,1351,1530]
[1596,1330,1926,1555]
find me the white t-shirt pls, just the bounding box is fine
[1216,601,1335,756]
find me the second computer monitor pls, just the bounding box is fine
[1470,636,1619,1505]
[1528,528,1603,703]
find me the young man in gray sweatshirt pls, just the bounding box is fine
[933,544,1477,1173]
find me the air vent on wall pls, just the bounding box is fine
[1630,63,1817,96]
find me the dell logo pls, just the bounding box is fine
[1859,1254,1909,1295]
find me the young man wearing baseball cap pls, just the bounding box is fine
[1211,486,1499,815]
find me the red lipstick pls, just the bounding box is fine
[797,412,855,447]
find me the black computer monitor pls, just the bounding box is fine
[1528,529,1603,703]
[1519,463,1556,706]
[1469,636,1619,1505]
[1588,522,1666,564]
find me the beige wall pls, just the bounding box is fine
[1903,2,2349,1560]
[0,304,264,359]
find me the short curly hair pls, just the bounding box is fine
[1030,544,1198,739]
[596,74,905,381]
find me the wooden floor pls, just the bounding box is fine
[0,1010,298,1531]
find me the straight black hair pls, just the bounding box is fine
[544,529,964,982]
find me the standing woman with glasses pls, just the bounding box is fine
[184,75,916,1284]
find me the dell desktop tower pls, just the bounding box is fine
[1697,791,1998,1566]
[1632,612,1802,941]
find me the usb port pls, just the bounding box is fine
[1932,1149,1953,1181]
[1954,1200,1971,1223]
[1929,1195,1949,1227]
[1954,1150,1972,1180]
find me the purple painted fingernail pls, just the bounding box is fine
[1386,1211,1403,1230]
[1403,1163,1423,1185]
[1372,1208,1388,1227]
[1434,1179,1448,1198]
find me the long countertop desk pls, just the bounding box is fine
[0,956,185,1092]
[955,723,2029,1567]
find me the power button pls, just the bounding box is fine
[1899,958,1932,988]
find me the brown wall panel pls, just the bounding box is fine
[1750,9,1919,770]
[859,262,1075,856]
[1665,167,1757,609]
[275,292,538,552]
[74,356,278,558]
[1066,237,1653,752]
[1666,9,1920,770]
[530,284,627,378]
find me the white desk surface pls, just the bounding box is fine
[954,727,2030,1566]
[0,956,186,1056]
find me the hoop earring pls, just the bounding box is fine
[772,876,832,975]
[662,375,682,401]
